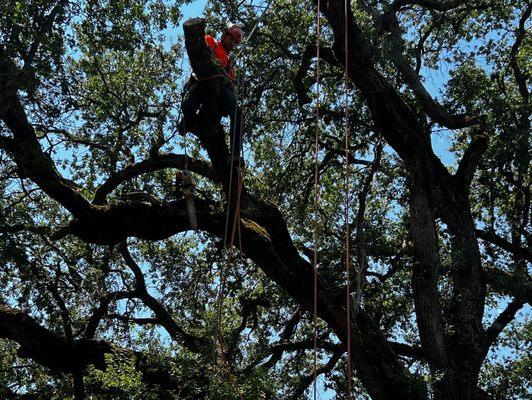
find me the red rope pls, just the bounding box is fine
[218,137,245,400]
[344,0,353,397]
[213,59,245,400]
[313,1,321,399]
[217,336,245,400]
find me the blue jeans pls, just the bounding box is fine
[182,82,243,158]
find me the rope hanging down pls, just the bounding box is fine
[312,0,322,399]
[312,0,353,397]
[343,0,353,396]
[232,0,275,64]
[213,52,246,400]
[215,0,264,331]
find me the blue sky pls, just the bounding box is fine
[46,1,525,399]
[177,4,336,397]
[172,1,460,399]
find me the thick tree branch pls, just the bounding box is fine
[319,0,440,176]
[388,341,425,359]
[0,135,16,152]
[93,153,217,205]
[409,168,448,369]
[476,229,532,263]
[455,133,489,187]
[483,299,524,353]
[119,242,211,354]
[0,303,191,397]
[0,84,92,216]
[0,224,50,235]
[389,0,467,13]
[56,198,219,244]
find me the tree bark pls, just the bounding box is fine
[0,304,200,398]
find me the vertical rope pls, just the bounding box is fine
[213,39,245,400]
[236,56,245,259]
[343,0,353,397]
[313,1,321,399]
[177,53,188,171]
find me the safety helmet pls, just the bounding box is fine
[225,23,244,44]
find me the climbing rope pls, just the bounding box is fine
[312,0,322,398]
[343,0,353,396]
[232,0,275,65]
[213,51,246,400]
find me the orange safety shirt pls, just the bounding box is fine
[205,35,235,81]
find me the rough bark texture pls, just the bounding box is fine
[0,304,198,398]
[317,1,494,398]
[0,6,529,399]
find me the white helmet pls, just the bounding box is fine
[225,23,244,44]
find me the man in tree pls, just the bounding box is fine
[180,23,245,165]
[1,1,530,398]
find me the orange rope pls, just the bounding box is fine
[217,319,245,400]
[213,58,245,400]
[344,0,353,397]
[215,149,245,400]
[313,1,321,399]
[214,165,245,400]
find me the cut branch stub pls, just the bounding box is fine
[183,18,224,125]
[183,18,222,80]
[183,18,233,190]
[182,18,225,120]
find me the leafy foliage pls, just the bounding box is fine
[0,0,530,398]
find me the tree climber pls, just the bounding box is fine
[180,23,245,165]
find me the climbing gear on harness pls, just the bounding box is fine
[175,170,198,231]
[182,170,198,231]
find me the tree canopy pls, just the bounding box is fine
[0,0,530,399]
